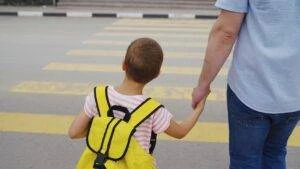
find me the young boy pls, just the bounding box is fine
[69,38,208,168]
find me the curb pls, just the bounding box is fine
[0,11,218,19]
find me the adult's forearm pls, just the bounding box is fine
[198,23,237,87]
[192,10,245,108]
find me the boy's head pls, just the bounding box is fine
[124,38,163,84]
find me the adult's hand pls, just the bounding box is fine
[191,84,210,109]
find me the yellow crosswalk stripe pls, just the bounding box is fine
[82,40,207,48]
[11,81,94,95]
[11,81,225,101]
[95,32,209,39]
[66,49,204,59]
[1,112,299,147]
[0,112,73,135]
[66,49,126,57]
[104,26,210,33]
[42,62,228,76]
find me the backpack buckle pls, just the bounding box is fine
[93,153,107,169]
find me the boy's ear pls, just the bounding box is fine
[122,61,127,71]
[154,70,161,79]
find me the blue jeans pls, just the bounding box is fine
[227,86,300,169]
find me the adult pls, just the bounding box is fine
[192,0,300,168]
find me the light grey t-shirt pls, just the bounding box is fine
[216,0,300,113]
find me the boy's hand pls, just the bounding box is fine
[194,92,210,113]
[192,84,210,109]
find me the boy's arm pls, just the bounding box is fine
[164,96,207,139]
[68,112,91,139]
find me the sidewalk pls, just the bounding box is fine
[0,5,219,19]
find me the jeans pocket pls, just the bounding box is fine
[285,112,300,124]
[230,110,267,128]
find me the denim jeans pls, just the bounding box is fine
[227,86,300,169]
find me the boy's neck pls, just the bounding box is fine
[115,77,145,95]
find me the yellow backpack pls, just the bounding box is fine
[76,86,163,169]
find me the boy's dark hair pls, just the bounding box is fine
[124,38,163,84]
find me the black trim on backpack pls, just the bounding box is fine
[132,101,163,154]
[99,118,116,152]
[109,103,163,161]
[94,87,101,117]
[105,119,122,156]
[108,128,136,161]
[86,117,97,154]
[129,98,151,115]
[85,117,116,154]
[134,104,164,129]
[105,86,111,108]
[107,105,131,122]
[149,131,157,154]
[94,86,111,117]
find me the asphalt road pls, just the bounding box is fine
[0,16,299,169]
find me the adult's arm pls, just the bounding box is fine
[192,10,246,108]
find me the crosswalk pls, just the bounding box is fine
[1,18,299,147]
[11,81,225,100]
[66,49,205,58]
[42,62,228,76]
[1,111,299,146]
[82,40,208,48]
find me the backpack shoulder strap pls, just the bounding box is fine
[128,98,163,154]
[94,85,110,117]
[128,98,163,128]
